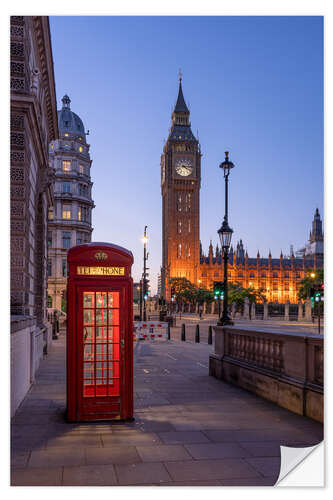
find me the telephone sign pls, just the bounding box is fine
[66,242,134,422]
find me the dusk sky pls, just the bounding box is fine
[50,16,323,293]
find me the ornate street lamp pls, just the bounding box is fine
[217,151,235,326]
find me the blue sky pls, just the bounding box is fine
[50,16,323,293]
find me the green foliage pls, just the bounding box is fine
[228,282,266,308]
[298,268,324,300]
[169,277,214,305]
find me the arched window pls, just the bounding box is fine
[177,193,182,212]
[178,221,182,234]
[177,244,182,258]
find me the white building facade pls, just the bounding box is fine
[48,95,94,311]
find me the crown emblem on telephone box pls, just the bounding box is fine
[94,251,108,261]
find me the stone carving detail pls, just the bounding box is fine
[11,61,24,76]
[11,236,24,252]
[11,151,24,163]
[228,333,284,373]
[11,200,25,217]
[11,220,24,233]
[11,185,25,199]
[11,77,25,92]
[10,132,25,148]
[11,114,24,129]
[11,271,24,287]
[10,25,24,39]
[10,167,25,183]
[11,16,24,23]
[30,67,40,96]
[10,41,24,58]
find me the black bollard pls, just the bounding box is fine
[208,325,212,345]
[195,324,200,343]
[167,322,171,340]
[181,323,186,341]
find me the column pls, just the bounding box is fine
[263,302,268,320]
[298,301,303,322]
[250,302,255,320]
[231,302,236,318]
[243,297,250,319]
[305,298,312,321]
[284,301,290,321]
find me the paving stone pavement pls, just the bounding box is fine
[11,332,323,486]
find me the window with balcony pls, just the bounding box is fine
[79,164,85,175]
[63,181,71,193]
[78,206,89,222]
[62,204,71,219]
[62,232,71,249]
[62,160,71,173]
[62,259,67,277]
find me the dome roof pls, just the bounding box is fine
[58,95,86,141]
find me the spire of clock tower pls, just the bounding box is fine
[169,74,197,141]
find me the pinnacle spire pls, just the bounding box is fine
[174,75,189,114]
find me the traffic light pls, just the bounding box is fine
[213,281,224,300]
[310,287,315,307]
[143,278,150,300]
[170,286,175,302]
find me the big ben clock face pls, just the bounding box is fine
[175,158,193,177]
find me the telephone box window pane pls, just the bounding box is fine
[96,309,107,325]
[84,310,94,325]
[96,326,107,342]
[84,363,94,382]
[108,343,119,360]
[108,292,119,308]
[83,293,94,308]
[108,309,120,325]
[84,344,94,360]
[96,292,107,308]
[83,327,94,343]
[96,344,107,360]
[109,361,119,379]
[108,326,119,343]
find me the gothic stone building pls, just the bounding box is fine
[10,16,58,415]
[47,95,94,311]
[161,79,323,304]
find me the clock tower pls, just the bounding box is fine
[161,75,201,299]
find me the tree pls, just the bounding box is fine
[298,268,324,300]
[227,282,266,311]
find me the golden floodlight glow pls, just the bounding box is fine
[310,272,316,278]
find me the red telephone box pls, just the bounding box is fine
[66,242,134,422]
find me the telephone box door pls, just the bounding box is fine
[77,286,126,420]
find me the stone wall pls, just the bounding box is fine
[209,326,323,423]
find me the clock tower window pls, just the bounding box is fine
[178,221,182,234]
[177,193,182,212]
[177,244,182,258]
[185,193,191,211]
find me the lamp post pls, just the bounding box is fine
[141,226,149,321]
[217,151,235,326]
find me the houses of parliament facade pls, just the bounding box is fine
[161,77,323,304]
